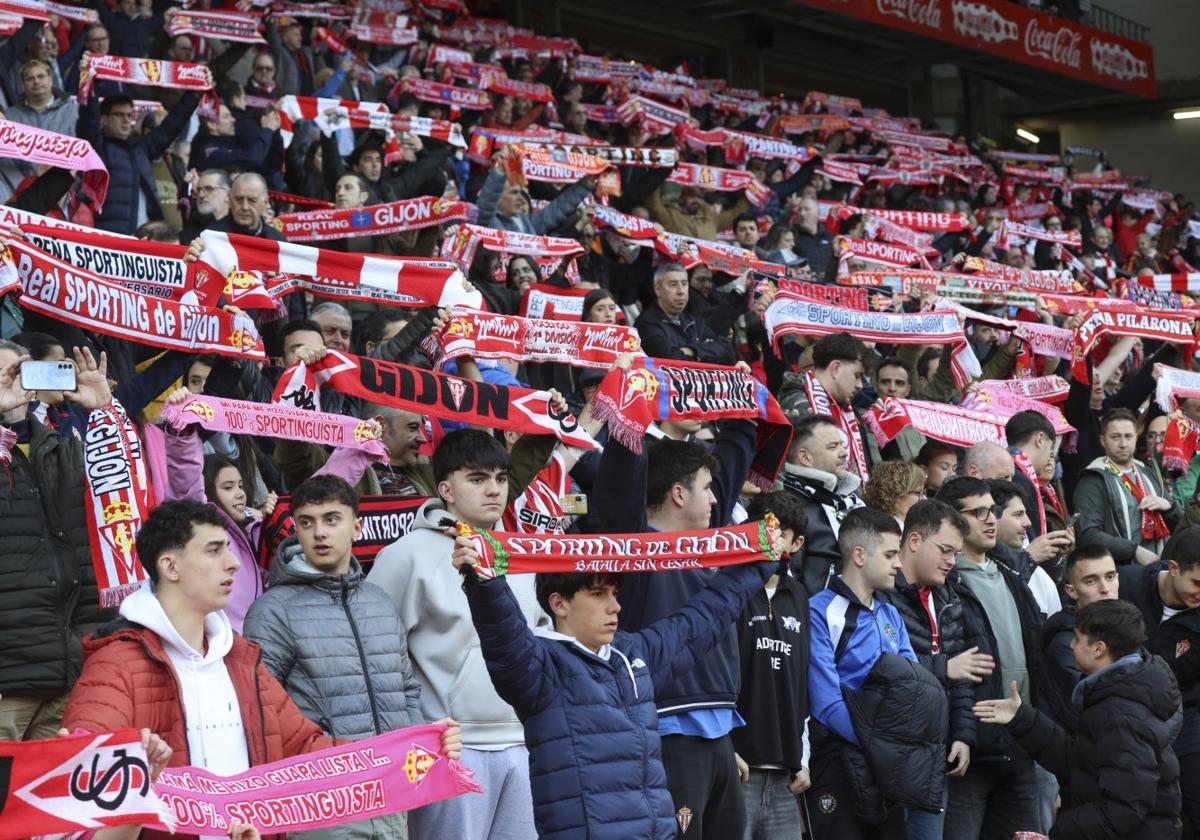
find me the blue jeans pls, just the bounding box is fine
[741,768,802,840]
[903,783,947,840]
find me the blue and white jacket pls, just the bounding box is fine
[809,576,916,746]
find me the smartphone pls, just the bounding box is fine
[20,360,76,391]
[560,493,588,515]
[1066,511,1082,529]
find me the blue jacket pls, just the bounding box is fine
[587,420,758,715]
[809,576,916,746]
[464,561,774,840]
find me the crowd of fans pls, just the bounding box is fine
[2,0,1200,839]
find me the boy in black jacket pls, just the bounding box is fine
[733,492,810,839]
[975,599,1181,840]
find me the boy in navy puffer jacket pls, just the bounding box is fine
[451,534,778,840]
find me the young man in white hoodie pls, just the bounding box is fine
[369,428,546,840]
[62,497,337,840]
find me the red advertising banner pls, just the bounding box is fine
[791,0,1155,98]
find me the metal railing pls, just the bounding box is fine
[1088,4,1150,43]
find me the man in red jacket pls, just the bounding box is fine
[61,499,336,837]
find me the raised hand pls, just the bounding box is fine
[65,347,111,412]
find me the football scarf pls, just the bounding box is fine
[164,8,265,43]
[996,219,1081,249]
[1162,415,1200,473]
[428,307,643,370]
[775,278,894,312]
[835,236,931,271]
[1105,459,1169,541]
[776,114,851,134]
[82,400,154,608]
[161,394,387,460]
[981,375,1070,404]
[79,53,213,98]
[287,350,599,450]
[440,223,584,270]
[1012,450,1067,535]
[259,493,428,572]
[616,95,696,135]
[865,397,1006,450]
[19,222,224,305]
[1134,273,1200,294]
[519,284,591,320]
[800,369,869,485]
[147,724,481,835]
[667,162,770,208]
[397,77,492,110]
[197,230,481,311]
[348,21,419,45]
[837,207,971,232]
[43,0,97,22]
[5,237,264,361]
[277,95,467,150]
[0,728,170,840]
[0,121,109,209]
[477,69,554,103]
[570,54,643,84]
[592,358,793,490]
[1070,308,1196,384]
[763,299,980,388]
[456,515,781,580]
[504,144,620,195]
[275,196,473,242]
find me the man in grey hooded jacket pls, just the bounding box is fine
[244,473,459,840]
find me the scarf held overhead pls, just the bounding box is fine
[79,53,214,98]
[428,307,643,370]
[161,394,388,460]
[592,358,792,490]
[274,196,473,242]
[286,350,599,450]
[764,299,980,388]
[0,120,109,210]
[457,515,781,579]
[5,237,265,361]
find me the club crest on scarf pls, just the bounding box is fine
[619,368,660,411]
[139,59,161,84]
[402,745,440,785]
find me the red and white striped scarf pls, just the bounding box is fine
[83,400,154,607]
[804,371,869,485]
[520,284,592,320]
[198,230,482,311]
[1106,459,1169,541]
[1135,272,1200,294]
[439,223,584,270]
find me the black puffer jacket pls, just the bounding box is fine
[885,573,977,748]
[1008,650,1181,840]
[0,417,107,693]
[843,652,949,820]
[779,464,864,596]
[1039,607,1082,731]
[951,560,1044,761]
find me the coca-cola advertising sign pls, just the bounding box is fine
[796,0,1155,97]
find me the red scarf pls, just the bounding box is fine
[1107,460,1170,541]
[592,358,792,490]
[1013,450,1065,534]
[456,516,781,580]
[427,308,643,370]
[274,196,472,242]
[803,371,868,485]
[286,350,599,450]
[82,401,154,607]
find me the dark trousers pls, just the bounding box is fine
[661,733,745,839]
[803,735,904,840]
[943,759,1041,840]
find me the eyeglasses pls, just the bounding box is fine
[926,537,962,561]
[254,65,275,73]
[959,504,1004,523]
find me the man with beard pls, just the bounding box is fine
[180,169,230,243]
